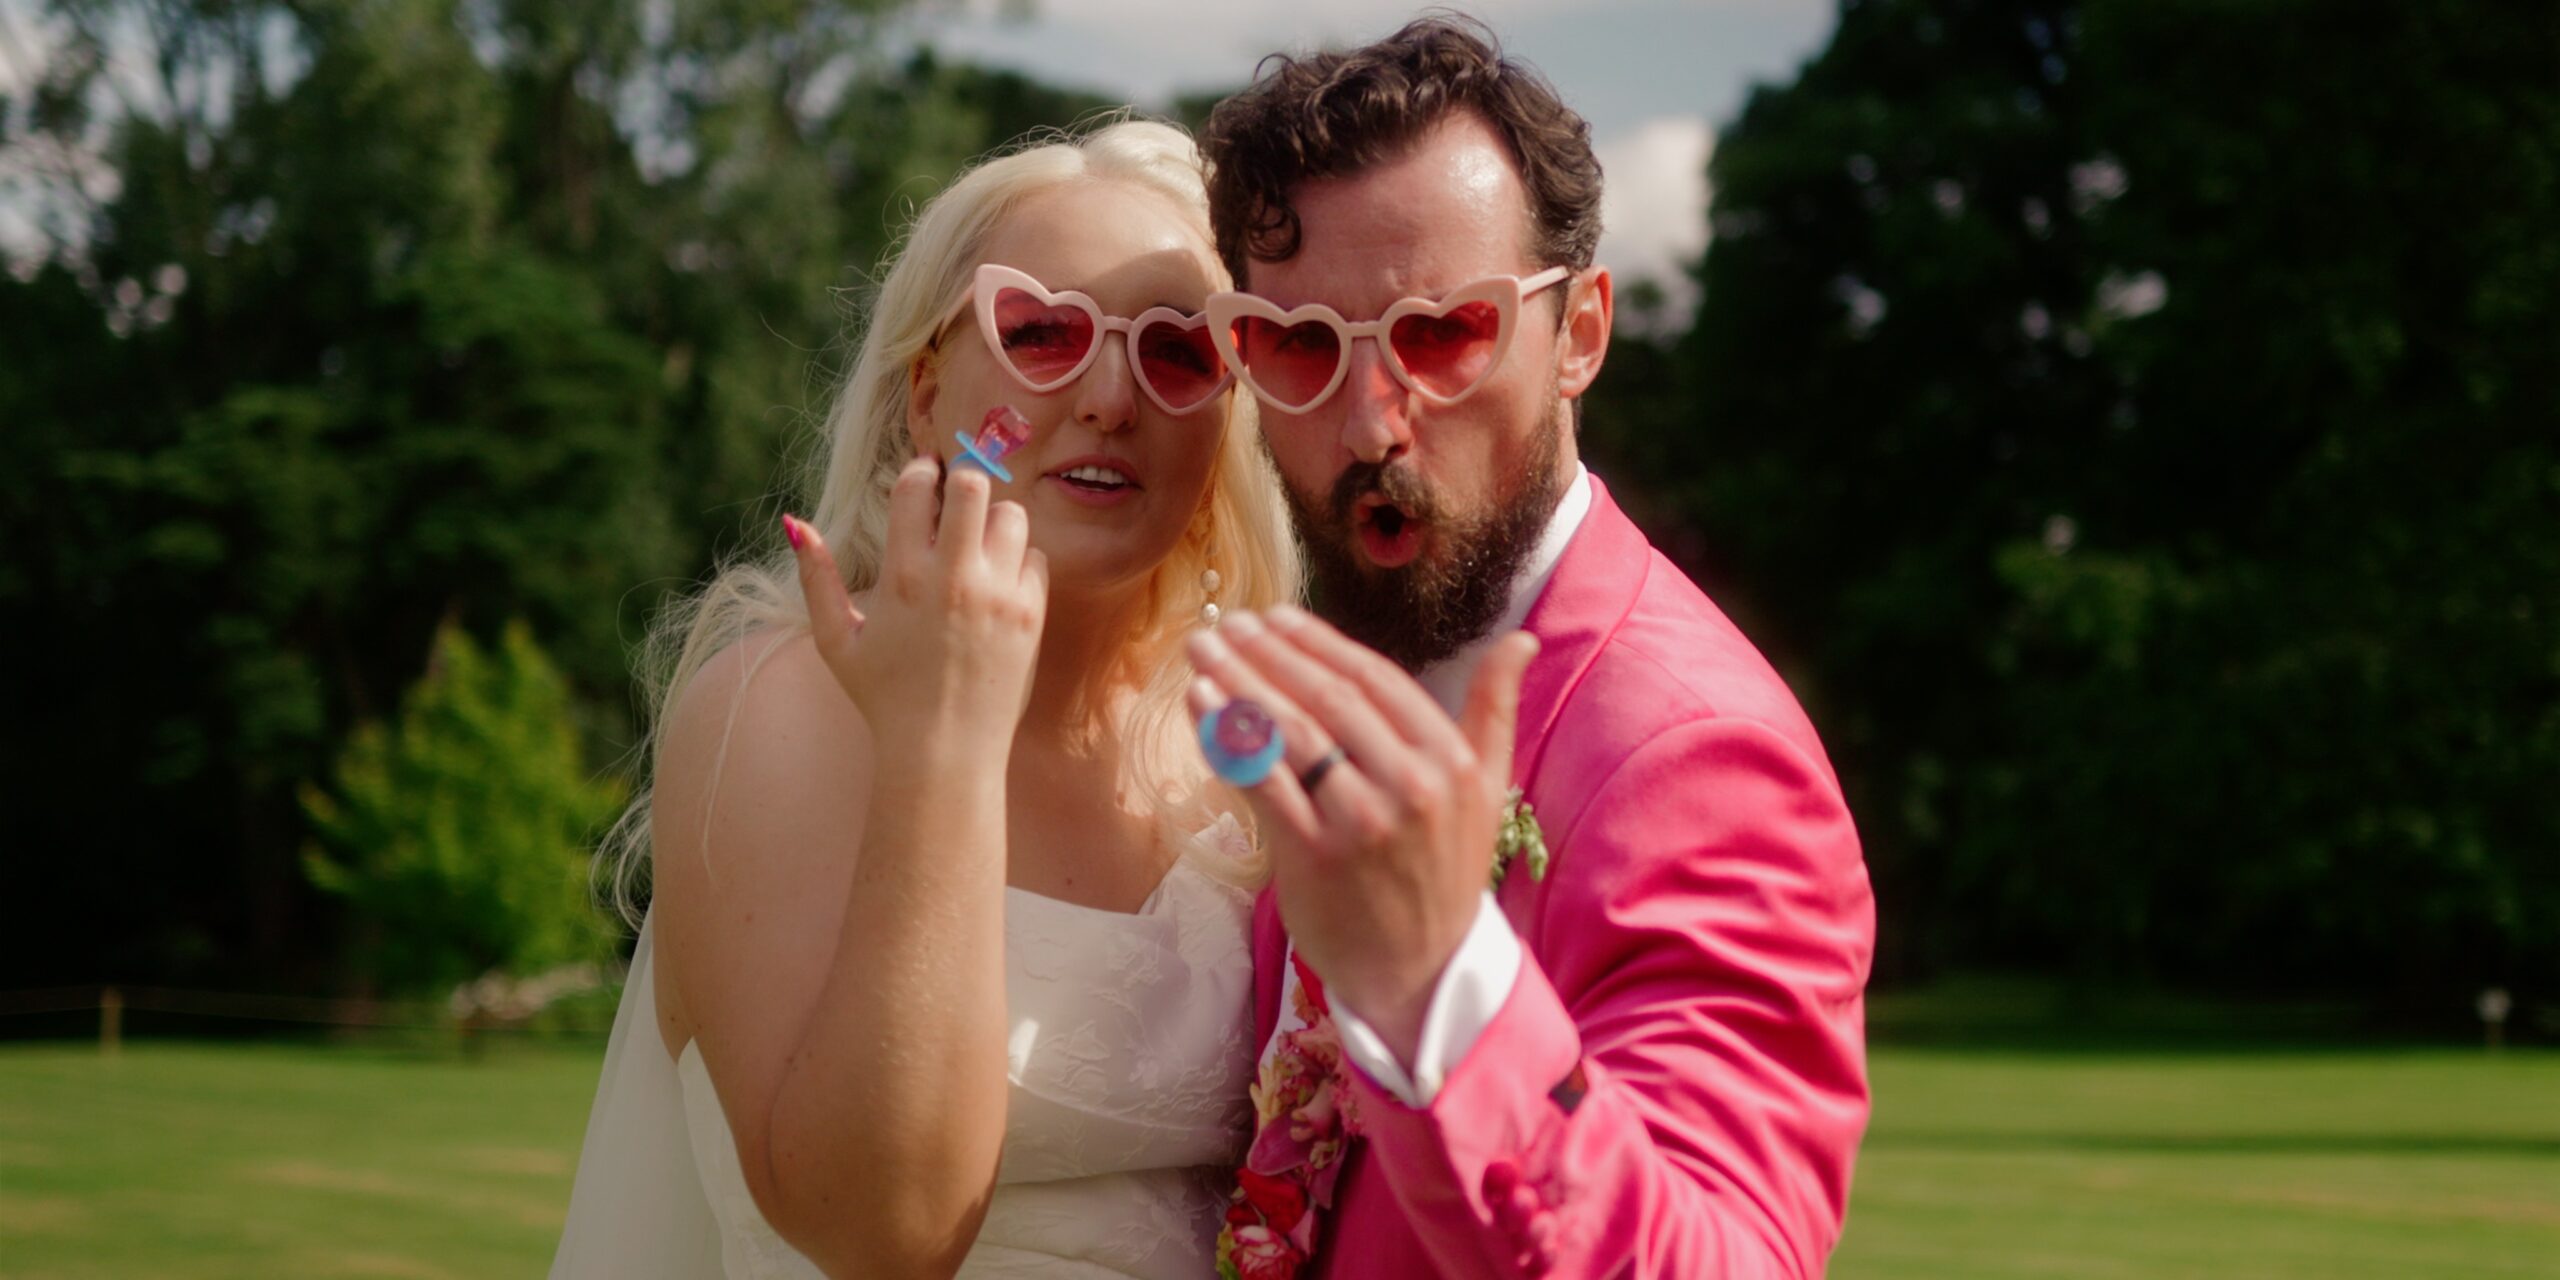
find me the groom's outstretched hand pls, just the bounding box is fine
[1185,605,1538,1064]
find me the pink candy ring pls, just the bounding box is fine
[953,404,1033,482]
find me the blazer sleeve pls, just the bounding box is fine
[1335,716,1875,1279]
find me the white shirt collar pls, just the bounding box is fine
[1414,463,1591,717]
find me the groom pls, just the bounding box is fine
[1184,17,1875,1279]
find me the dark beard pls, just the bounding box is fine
[1282,411,1568,673]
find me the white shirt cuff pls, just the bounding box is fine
[1330,891,1524,1105]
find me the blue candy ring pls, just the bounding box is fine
[952,430,1015,482]
[1198,700,1286,786]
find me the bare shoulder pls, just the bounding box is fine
[651,625,874,1054]
[655,625,872,832]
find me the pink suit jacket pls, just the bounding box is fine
[1251,475,1875,1279]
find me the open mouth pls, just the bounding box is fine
[1055,463,1138,495]
[1355,495,1425,568]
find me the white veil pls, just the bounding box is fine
[550,914,727,1277]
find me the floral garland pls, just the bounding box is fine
[1215,952,1363,1280]
[1216,796,1548,1278]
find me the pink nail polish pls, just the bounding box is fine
[783,515,802,549]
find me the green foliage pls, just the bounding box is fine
[2,0,1113,990]
[302,620,625,995]
[1593,0,2560,998]
[1491,788,1549,887]
[17,0,2546,1012]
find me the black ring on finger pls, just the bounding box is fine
[1295,746,1349,795]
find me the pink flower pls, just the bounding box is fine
[1335,1070,1365,1136]
[1287,1017,1343,1070]
[1291,1069,1340,1136]
[1222,957,1364,1280]
[1227,1223,1306,1280]
[1253,1044,1320,1127]
[1279,1023,1361,1140]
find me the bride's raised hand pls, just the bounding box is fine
[785,454,1048,745]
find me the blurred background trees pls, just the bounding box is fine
[2,0,1108,991]
[5,0,2552,1023]
[1585,0,2559,1004]
[301,619,624,997]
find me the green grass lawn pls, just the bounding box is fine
[1,1038,2552,1278]
[1837,1048,2558,1279]
[0,1039,601,1279]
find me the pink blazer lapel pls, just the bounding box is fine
[1250,885,1287,1048]
[1510,473,1650,794]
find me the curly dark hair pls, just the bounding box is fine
[1200,14,1604,281]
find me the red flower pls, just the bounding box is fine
[1238,1166,1309,1235]
[1221,956,1360,1280]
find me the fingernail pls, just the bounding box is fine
[783,515,802,549]
[1190,630,1233,665]
[1268,604,1310,629]
[1224,611,1265,638]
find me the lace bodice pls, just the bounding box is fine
[674,818,1259,1279]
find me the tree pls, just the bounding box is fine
[1625,0,2559,1000]
[302,619,624,996]
[1,0,1115,992]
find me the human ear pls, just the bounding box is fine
[1554,266,1613,401]
[905,351,943,453]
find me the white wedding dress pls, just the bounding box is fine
[552,818,1259,1279]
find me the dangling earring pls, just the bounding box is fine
[1195,502,1223,628]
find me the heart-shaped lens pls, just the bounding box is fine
[1388,301,1503,399]
[1232,315,1345,410]
[992,288,1098,384]
[1134,320,1227,411]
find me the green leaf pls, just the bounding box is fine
[1492,788,1550,888]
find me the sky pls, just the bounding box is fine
[901,1,1842,312]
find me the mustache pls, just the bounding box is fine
[1327,460,1440,524]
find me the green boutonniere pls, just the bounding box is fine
[1492,788,1549,888]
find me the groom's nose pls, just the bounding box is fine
[1337,338,1414,466]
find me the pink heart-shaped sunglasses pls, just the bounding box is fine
[935,263,1235,416]
[1204,266,1572,414]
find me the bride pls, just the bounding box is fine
[552,120,1298,1278]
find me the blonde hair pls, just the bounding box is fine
[600,119,1299,926]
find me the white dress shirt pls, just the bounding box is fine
[1325,464,1591,1105]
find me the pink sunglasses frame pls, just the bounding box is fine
[935,263,1235,417]
[1203,266,1573,413]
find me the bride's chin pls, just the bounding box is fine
[1035,525,1189,582]
[1031,551,1171,614]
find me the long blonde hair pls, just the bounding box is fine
[600,119,1299,925]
